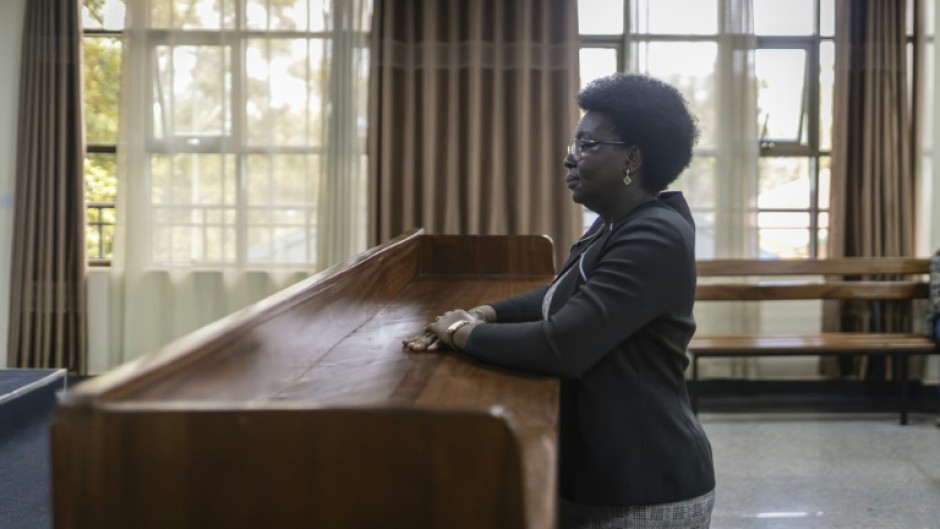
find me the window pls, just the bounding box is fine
[82,0,125,264]
[81,0,370,268]
[753,0,833,258]
[575,0,917,258]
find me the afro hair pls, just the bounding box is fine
[577,74,699,191]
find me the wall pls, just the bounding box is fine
[0,0,27,369]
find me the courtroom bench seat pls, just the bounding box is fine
[688,258,940,425]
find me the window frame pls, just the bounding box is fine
[576,0,899,259]
[754,15,829,258]
[83,24,122,267]
[136,6,369,268]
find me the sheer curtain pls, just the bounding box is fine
[111,0,372,364]
[680,0,761,377]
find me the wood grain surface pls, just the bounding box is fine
[696,258,930,276]
[689,333,937,355]
[53,232,559,529]
[695,281,929,301]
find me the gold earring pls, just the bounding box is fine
[623,170,632,187]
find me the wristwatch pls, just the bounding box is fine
[445,319,473,349]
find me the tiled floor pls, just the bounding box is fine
[702,412,940,529]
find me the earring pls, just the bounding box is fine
[623,170,633,187]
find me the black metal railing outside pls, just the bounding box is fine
[86,201,115,265]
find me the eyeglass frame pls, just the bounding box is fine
[567,138,629,160]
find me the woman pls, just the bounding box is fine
[405,73,715,529]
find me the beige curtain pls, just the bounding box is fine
[108,0,372,365]
[824,0,917,379]
[369,0,582,267]
[7,0,87,372]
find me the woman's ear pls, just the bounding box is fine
[623,147,643,174]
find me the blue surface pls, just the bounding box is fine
[0,369,66,529]
[0,369,59,398]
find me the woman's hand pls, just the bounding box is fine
[427,309,476,350]
[403,307,489,352]
[401,329,442,351]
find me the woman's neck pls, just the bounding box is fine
[599,192,658,225]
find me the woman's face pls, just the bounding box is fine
[563,111,631,212]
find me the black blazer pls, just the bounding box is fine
[464,191,715,507]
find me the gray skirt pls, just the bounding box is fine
[559,489,715,529]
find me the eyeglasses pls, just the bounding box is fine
[567,138,629,160]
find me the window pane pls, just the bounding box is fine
[85,153,118,203]
[693,210,716,259]
[817,213,829,259]
[580,48,618,89]
[151,154,236,206]
[246,154,319,264]
[758,157,810,209]
[673,155,716,209]
[759,228,811,258]
[634,0,717,35]
[85,152,117,260]
[818,156,830,208]
[758,212,812,258]
[635,42,717,149]
[246,39,326,147]
[151,0,235,29]
[819,41,834,151]
[756,49,808,144]
[84,37,122,145]
[246,0,329,31]
[355,48,370,145]
[82,0,126,30]
[578,0,624,35]
[754,0,814,35]
[86,205,115,260]
[817,228,829,258]
[153,45,232,141]
[927,0,936,36]
[923,44,934,149]
[150,154,237,264]
[247,155,318,206]
[759,211,810,229]
[906,0,914,37]
[820,0,835,37]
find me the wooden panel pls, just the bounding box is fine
[419,235,556,277]
[695,281,929,301]
[54,408,528,529]
[689,333,937,355]
[54,233,559,529]
[696,258,929,276]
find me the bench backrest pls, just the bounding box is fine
[695,258,931,301]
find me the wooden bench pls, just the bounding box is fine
[53,230,560,529]
[688,258,940,424]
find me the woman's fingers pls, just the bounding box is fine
[403,330,441,351]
